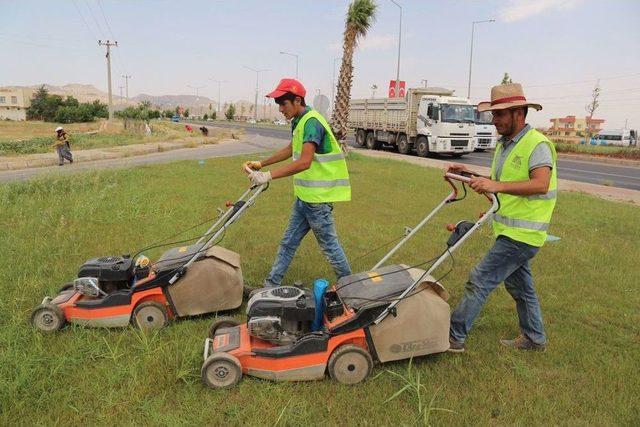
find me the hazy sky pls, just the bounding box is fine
[2,0,639,129]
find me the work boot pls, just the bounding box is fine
[448,338,465,353]
[500,335,546,351]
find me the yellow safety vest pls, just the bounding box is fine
[292,109,351,203]
[490,128,557,247]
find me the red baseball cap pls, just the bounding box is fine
[266,78,306,99]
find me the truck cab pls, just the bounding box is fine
[417,95,476,156]
[473,106,497,151]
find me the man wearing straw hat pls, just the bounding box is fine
[447,83,557,352]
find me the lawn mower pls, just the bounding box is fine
[31,179,268,333]
[201,171,499,388]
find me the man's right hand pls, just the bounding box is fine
[445,163,468,174]
[242,160,262,172]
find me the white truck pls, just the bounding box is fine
[473,106,497,151]
[349,87,476,157]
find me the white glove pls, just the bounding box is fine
[249,170,272,186]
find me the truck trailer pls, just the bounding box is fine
[349,87,476,157]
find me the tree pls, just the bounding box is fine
[584,80,601,143]
[183,109,190,118]
[26,86,49,120]
[501,73,513,85]
[211,111,217,120]
[225,104,236,121]
[331,0,377,147]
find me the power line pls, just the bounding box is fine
[71,0,98,40]
[84,0,106,39]
[97,0,116,40]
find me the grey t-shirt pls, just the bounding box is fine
[494,124,553,180]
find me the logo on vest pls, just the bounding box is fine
[510,154,523,169]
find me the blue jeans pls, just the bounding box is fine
[450,235,546,345]
[265,198,352,287]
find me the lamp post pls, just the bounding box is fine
[390,0,402,98]
[209,78,229,117]
[279,51,299,78]
[244,66,269,121]
[467,19,495,98]
[187,85,205,116]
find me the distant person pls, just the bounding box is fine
[53,126,73,166]
[199,126,209,136]
[447,83,557,352]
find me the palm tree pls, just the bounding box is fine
[331,0,377,149]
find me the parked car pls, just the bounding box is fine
[171,115,180,123]
[273,119,288,126]
[247,119,257,124]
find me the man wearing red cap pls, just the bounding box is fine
[244,78,352,288]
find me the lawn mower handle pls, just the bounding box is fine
[445,172,497,205]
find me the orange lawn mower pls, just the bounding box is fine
[31,180,268,333]
[201,172,499,388]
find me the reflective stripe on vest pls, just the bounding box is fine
[491,128,557,247]
[294,178,351,188]
[292,152,346,162]
[291,109,351,203]
[493,214,550,231]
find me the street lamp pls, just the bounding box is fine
[209,78,229,117]
[332,56,342,112]
[244,66,269,121]
[279,51,299,79]
[467,19,495,99]
[390,0,402,98]
[187,85,205,117]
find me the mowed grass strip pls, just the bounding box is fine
[0,154,638,425]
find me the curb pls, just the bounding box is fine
[557,152,640,167]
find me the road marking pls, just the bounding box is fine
[560,167,640,180]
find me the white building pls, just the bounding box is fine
[0,88,35,120]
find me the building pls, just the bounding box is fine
[546,115,605,143]
[0,87,35,120]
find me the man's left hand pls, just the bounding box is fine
[469,176,501,194]
[249,170,272,186]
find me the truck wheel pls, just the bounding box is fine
[208,316,240,339]
[132,301,169,331]
[416,136,430,157]
[397,134,412,155]
[328,344,373,385]
[365,132,381,150]
[451,153,464,158]
[355,129,366,147]
[201,352,242,389]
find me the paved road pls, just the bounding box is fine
[193,121,640,191]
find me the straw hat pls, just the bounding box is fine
[477,83,542,112]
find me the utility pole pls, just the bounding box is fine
[244,66,269,122]
[99,39,118,121]
[118,85,124,104]
[421,79,428,88]
[187,85,205,116]
[122,74,132,99]
[279,51,299,78]
[209,78,229,117]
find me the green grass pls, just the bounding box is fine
[0,120,235,156]
[0,154,638,425]
[553,141,640,160]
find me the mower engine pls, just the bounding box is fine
[246,286,316,345]
[75,255,148,296]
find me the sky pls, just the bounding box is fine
[1,0,640,129]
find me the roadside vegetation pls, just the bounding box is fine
[553,140,640,160]
[1,154,637,425]
[0,120,239,156]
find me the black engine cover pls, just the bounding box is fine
[247,287,316,322]
[77,255,135,282]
